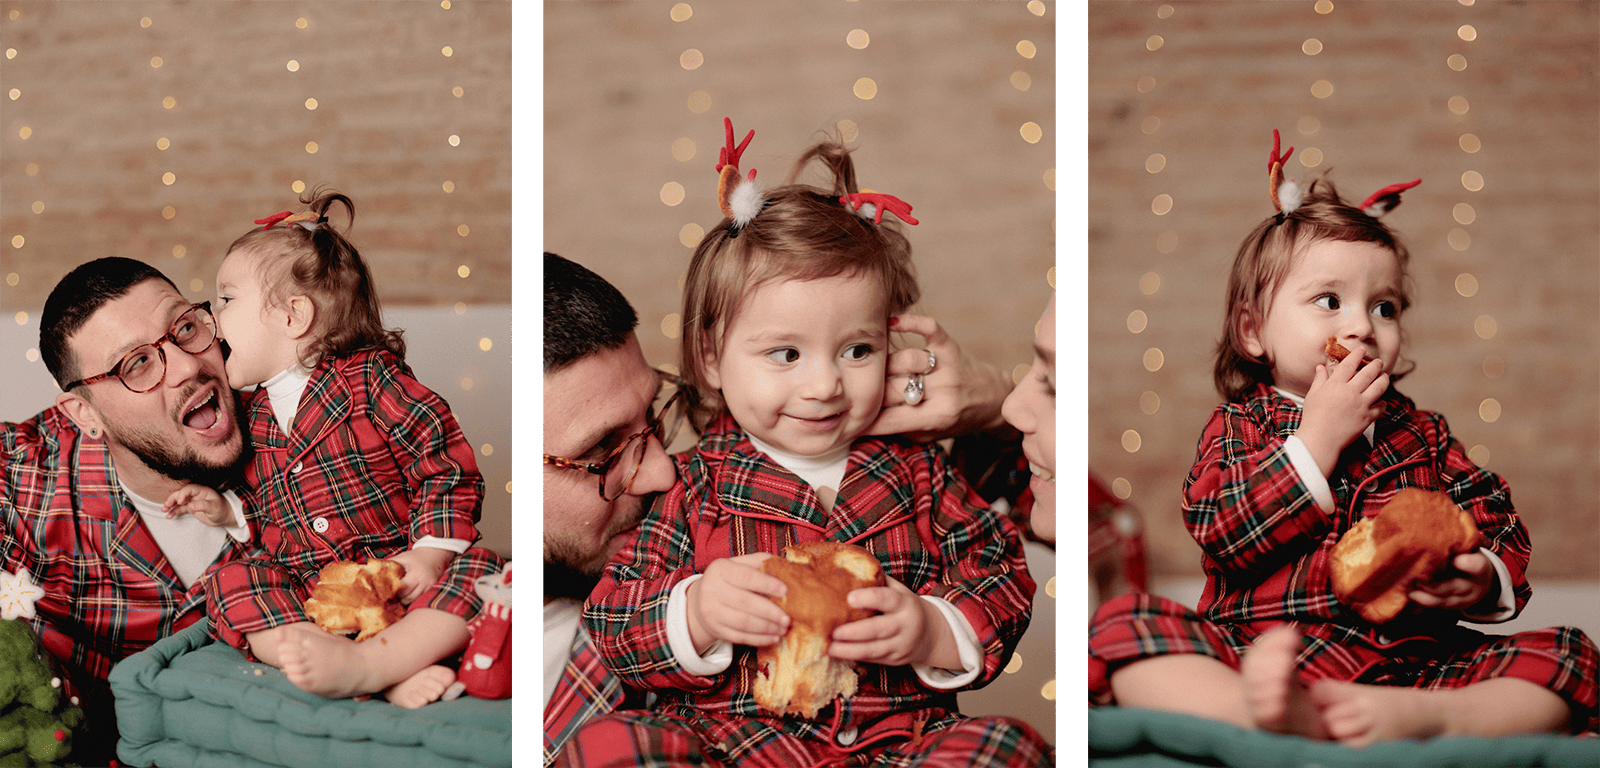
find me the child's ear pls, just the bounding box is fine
[1237,308,1266,359]
[55,391,104,440]
[699,333,722,389]
[284,295,316,340]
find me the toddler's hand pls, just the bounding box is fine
[388,547,454,604]
[1298,353,1388,474]
[162,484,233,527]
[828,577,958,670]
[1408,550,1495,612]
[686,553,790,653]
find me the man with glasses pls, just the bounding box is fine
[4,257,251,755]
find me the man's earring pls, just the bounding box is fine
[88,428,100,438]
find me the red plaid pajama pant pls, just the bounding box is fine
[1089,593,1600,733]
[204,545,505,653]
[554,706,1053,768]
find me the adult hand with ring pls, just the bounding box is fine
[866,313,1014,443]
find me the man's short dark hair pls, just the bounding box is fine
[544,252,639,373]
[40,257,179,389]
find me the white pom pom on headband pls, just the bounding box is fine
[713,116,920,234]
[1266,128,1420,219]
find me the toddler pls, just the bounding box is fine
[187,189,505,708]
[1089,132,1599,745]
[556,119,1050,767]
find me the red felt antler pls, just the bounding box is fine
[254,211,319,230]
[1267,129,1295,213]
[841,192,919,226]
[716,117,759,220]
[1360,178,1422,217]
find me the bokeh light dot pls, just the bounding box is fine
[1483,355,1505,379]
[481,444,493,457]
[1127,310,1148,334]
[1155,232,1177,254]
[9,236,21,249]
[162,97,176,110]
[172,245,186,259]
[1145,154,1166,174]
[854,78,878,100]
[1303,38,1323,55]
[292,180,306,193]
[7,89,16,100]
[157,137,170,150]
[1136,75,1156,93]
[453,86,464,98]
[448,135,461,147]
[478,337,492,352]
[662,313,682,340]
[189,279,204,293]
[1460,133,1482,153]
[455,302,467,315]
[1140,271,1162,294]
[162,172,175,185]
[660,182,686,207]
[1141,116,1161,135]
[670,3,693,22]
[151,56,163,69]
[442,180,455,193]
[1447,54,1467,71]
[1112,477,1133,499]
[1298,116,1321,135]
[1455,273,1479,297]
[1011,364,1030,385]
[14,312,26,326]
[671,137,697,162]
[1122,430,1142,453]
[162,206,176,220]
[5,273,17,287]
[296,17,308,29]
[458,265,471,278]
[1044,576,1056,599]
[140,18,151,28]
[25,349,37,362]
[1453,203,1476,225]
[1004,654,1023,674]
[1479,398,1501,423]
[31,201,43,214]
[1140,391,1161,415]
[4,49,14,59]
[680,49,703,70]
[1311,80,1335,99]
[679,223,705,247]
[1156,5,1174,19]
[1459,24,1478,41]
[847,29,870,49]
[1017,40,1037,59]
[1449,228,1472,251]
[1468,445,1490,466]
[1041,680,1056,701]
[1151,194,1173,216]
[441,46,453,57]
[1042,168,1055,191]
[1474,314,1497,339]
[1448,96,1470,115]
[1020,122,1042,144]
[457,224,470,237]
[24,164,37,176]
[1300,147,1324,167]
[1143,347,1164,372]
[1315,0,1334,13]
[461,378,475,391]
[287,60,299,72]
[1028,0,1046,16]
[305,98,318,110]
[688,90,712,114]
[1011,71,1032,91]
[1462,170,1484,191]
[305,141,319,154]
[1146,35,1164,52]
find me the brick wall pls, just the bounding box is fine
[544,0,1057,398]
[1089,1,1599,579]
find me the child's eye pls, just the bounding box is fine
[1313,294,1341,310]
[765,348,800,365]
[1372,301,1398,319]
[842,344,875,362]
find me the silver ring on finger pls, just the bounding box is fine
[904,373,926,406]
[921,349,937,375]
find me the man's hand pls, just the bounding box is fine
[389,547,455,604]
[1409,550,1496,612]
[828,577,960,670]
[162,484,234,527]
[686,553,789,654]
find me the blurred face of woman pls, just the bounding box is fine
[1002,294,1055,540]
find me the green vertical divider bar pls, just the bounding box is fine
[1062,0,1088,761]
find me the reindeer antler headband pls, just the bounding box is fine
[713,116,919,234]
[254,210,327,231]
[1266,128,1420,219]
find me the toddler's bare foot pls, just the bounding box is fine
[386,665,456,709]
[277,624,377,699]
[1310,680,1441,748]
[1240,625,1328,739]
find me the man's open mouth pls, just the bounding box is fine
[182,388,222,431]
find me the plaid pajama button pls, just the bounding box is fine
[312,517,330,533]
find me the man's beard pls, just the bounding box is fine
[107,387,250,490]
[543,495,652,602]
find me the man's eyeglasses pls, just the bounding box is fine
[544,370,687,501]
[62,302,218,393]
